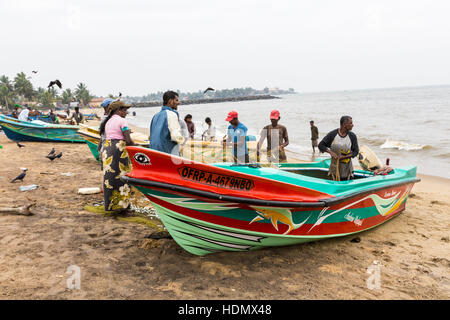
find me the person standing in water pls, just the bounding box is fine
[202,117,216,141]
[257,110,289,163]
[310,120,319,153]
[224,111,249,164]
[318,116,359,181]
[184,114,195,139]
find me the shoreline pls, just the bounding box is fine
[130,94,280,108]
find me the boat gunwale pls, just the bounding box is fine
[122,175,420,208]
[0,116,79,130]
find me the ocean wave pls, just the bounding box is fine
[436,151,450,159]
[380,139,432,151]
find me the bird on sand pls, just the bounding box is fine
[46,151,62,161]
[16,142,25,148]
[203,87,215,94]
[11,168,28,183]
[48,80,62,89]
[47,148,55,157]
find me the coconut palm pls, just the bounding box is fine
[14,72,34,103]
[0,75,17,109]
[74,82,92,106]
[61,88,73,104]
[39,90,53,109]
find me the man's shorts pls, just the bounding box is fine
[312,139,318,147]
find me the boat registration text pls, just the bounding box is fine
[178,166,254,191]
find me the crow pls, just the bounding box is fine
[11,168,28,183]
[46,152,62,161]
[47,148,55,157]
[32,70,38,74]
[16,142,26,148]
[48,80,62,89]
[203,87,215,94]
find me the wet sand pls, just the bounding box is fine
[0,133,449,299]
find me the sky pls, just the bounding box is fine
[1,0,450,97]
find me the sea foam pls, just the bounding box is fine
[380,139,431,151]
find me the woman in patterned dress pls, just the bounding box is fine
[99,100,135,212]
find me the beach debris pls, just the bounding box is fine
[48,79,62,89]
[203,87,215,94]
[47,148,55,157]
[350,237,361,243]
[11,168,28,183]
[60,172,74,176]
[16,142,25,148]
[145,231,172,240]
[0,203,35,216]
[78,187,101,195]
[19,184,39,192]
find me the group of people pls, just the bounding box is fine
[10,104,86,125]
[98,90,362,214]
[147,91,291,165]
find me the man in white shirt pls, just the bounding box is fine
[202,117,216,141]
[18,106,31,122]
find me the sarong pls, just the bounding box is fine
[102,139,132,211]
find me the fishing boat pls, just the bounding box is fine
[122,147,420,256]
[0,115,84,143]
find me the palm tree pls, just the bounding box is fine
[39,90,53,109]
[61,88,73,104]
[0,75,17,109]
[14,72,34,103]
[74,82,92,106]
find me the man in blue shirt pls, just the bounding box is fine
[150,91,185,155]
[224,110,249,164]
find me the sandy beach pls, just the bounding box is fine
[0,133,449,300]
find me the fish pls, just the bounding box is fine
[250,206,309,235]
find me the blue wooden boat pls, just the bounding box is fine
[0,115,84,143]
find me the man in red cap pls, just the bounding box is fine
[257,110,289,163]
[223,110,249,163]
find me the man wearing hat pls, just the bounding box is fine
[257,110,289,163]
[224,111,249,163]
[150,91,185,155]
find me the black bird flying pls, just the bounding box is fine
[203,87,215,94]
[32,70,38,74]
[48,80,62,89]
[11,169,28,183]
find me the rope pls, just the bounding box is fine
[336,157,340,181]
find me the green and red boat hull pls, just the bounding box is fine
[0,115,83,143]
[123,147,419,256]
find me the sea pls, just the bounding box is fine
[127,85,450,179]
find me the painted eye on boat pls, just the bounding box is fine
[133,153,151,165]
